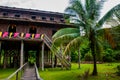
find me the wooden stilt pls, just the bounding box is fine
[20,41,24,67]
[3,50,7,69]
[51,53,54,68]
[41,42,44,71]
[69,51,71,64]
[36,50,39,67]
[39,50,41,68]
[0,41,1,66]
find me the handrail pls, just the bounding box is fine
[34,63,43,80]
[44,34,52,42]
[43,34,71,69]
[6,62,28,80]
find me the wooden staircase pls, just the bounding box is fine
[42,34,71,69]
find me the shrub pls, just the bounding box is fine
[84,52,93,61]
[103,48,115,62]
[116,65,120,76]
[114,51,120,61]
[71,51,78,62]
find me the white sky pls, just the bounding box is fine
[0,0,120,16]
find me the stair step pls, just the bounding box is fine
[21,66,37,80]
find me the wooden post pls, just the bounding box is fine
[0,41,1,66]
[41,42,44,71]
[3,51,7,69]
[51,53,54,68]
[69,51,71,64]
[16,72,18,80]
[39,51,41,68]
[20,41,24,67]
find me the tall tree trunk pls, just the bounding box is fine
[78,48,81,69]
[90,30,97,75]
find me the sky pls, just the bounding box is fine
[0,0,120,16]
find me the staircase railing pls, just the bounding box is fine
[43,34,71,69]
[34,63,43,80]
[6,62,28,80]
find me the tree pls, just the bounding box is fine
[52,0,120,75]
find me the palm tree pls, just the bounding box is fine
[52,0,120,75]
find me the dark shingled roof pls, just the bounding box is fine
[0,6,64,17]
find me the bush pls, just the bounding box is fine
[103,48,115,62]
[71,51,78,62]
[84,52,93,61]
[116,65,120,76]
[114,51,120,61]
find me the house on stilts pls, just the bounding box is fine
[0,6,72,70]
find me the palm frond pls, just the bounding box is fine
[63,36,88,55]
[53,33,80,47]
[52,28,79,40]
[114,10,120,22]
[98,3,120,28]
[65,0,86,23]
[104,29,116,48]
[85,0,106,21]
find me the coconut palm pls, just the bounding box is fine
[52,0,120,75]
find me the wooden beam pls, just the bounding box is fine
[20,41,24,67]
[41,42,44,71]
[0,41,1,52]
[0,41,2,65]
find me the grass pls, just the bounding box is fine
[0,68,23,80]
[0,63,120,80]
[39,63,120,80]
[0,68,16,79]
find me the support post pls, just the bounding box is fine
[0,41,1,52]
[51,53,54,68]
[20,41,24,67]
[16,72,18,80]
[69,51,71,64]
[0,41,1,66]
[41,42,44,71]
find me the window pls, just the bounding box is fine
[31,15,36,19]
[8,24,16,33]
[52,30,57,35]
[50,17,54,21]
[15,14,20,18]
[60,18,65,23]
[3,12,8,16]
[42,16,46,20]
[29,26,37,34]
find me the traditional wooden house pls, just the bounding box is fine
[0,6,71,70]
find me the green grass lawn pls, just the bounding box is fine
[0,68,16,79]
[39,63,120,80]
[0,63,120,80]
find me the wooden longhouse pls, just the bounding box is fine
[0,6,71,70]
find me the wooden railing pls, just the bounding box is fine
[0,31,41,40]
[6,62,28,80]
[34,63,43,80]
[43,34,71,69]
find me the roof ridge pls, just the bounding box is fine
[0,6,64,15]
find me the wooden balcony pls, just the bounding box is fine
[0,31,43,41]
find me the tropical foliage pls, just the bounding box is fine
[52,0,120,75]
